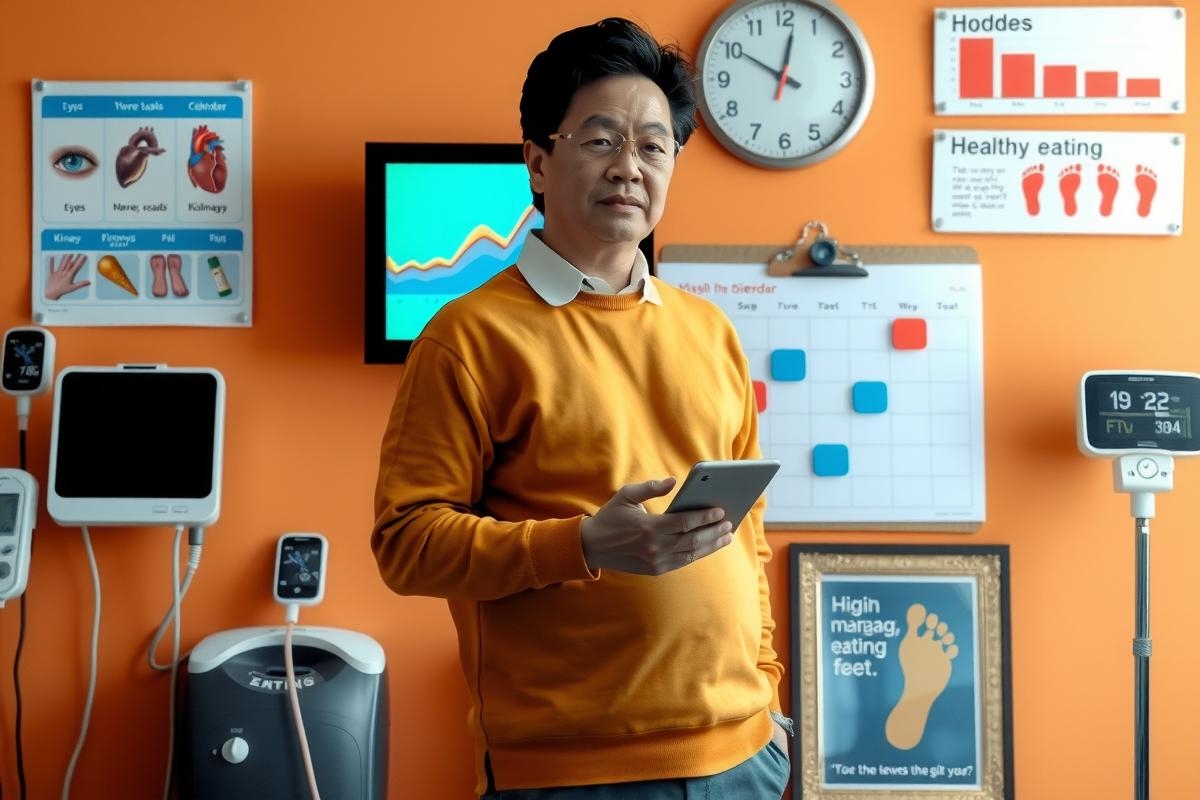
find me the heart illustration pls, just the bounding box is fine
[187,125,228,194]
[115,127,165,188]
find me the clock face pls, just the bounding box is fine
[697,0,874,169]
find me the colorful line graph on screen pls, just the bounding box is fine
[382,161,544,340]
[386,205,540,292]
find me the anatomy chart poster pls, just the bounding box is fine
[931,129,1183,236]
[31,80,253,326]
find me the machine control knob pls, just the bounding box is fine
[220,736,250,764]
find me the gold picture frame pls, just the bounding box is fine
[789,544,1013,799]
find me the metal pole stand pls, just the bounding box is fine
[1130,500,1152,800]
[1115,454,1173,800]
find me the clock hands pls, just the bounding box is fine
[774,30,794,101]
[738,50,801,91]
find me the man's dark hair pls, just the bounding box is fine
[520,18,698,213]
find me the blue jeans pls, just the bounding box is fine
[481,741,791,799]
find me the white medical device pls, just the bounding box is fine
[0,469,38,602]
[2,327,55,397]
[274,533,328,608]
[1077,369,1200,800]
[1078,370,1200,455]
[47,365,226,527]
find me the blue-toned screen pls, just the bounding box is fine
[383,162,543,342]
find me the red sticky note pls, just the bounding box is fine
[892,318,927,350]
[753,380,767,413]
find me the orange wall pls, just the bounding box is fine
[1,1,1197,798]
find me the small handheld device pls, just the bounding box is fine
[273,533,328,607]
[0,469,38,602]
[665,459,782,530]
[1078,370,1200,457]
[2,327,56,397]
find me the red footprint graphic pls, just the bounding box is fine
[1134,165,1157,218]
[1058,164,1082,217]
[1021,164,1044,216]
[1097,164,1120,217]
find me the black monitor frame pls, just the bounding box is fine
[364,142,654,364]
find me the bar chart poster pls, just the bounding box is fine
[934,7,1185,115]
[931,130,1183,236]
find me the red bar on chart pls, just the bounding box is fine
[1085,71,1119,97]
[1126,78,1161,97]
[1043,65,1077,98]
[1001,54,1035,98]
[960,38,994,98]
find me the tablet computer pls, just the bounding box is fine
[665,459,781,530]
[48,365,226,527]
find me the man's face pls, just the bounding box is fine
[527,75,676,256]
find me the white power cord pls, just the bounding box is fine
[61,527,101,800]
[284,609,321,800]
[146,527,203,800]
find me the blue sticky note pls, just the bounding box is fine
[812,444,850,477]
[852,381,888,414]
[771,349,807,381]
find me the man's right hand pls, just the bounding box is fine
[580,477,734,575]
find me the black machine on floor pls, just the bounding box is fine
[179,625,388,799]
[179,533,388,799]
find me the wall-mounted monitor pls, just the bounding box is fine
[47,366,226,527]
[364,142,654,364]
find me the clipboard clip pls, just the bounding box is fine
[769,220,867,278]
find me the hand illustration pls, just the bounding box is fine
[46,253,91,300]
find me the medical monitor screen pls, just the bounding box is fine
[0,495,16,534]
[363,142,654,363]
[53,370,220,499]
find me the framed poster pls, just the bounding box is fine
[789,544,1013,799]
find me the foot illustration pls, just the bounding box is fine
[1021,164,1045,216]
[1134,165,1157,218]
[884,603,959,751]
[1097,164,1120,217]
[1058,164,1082,217]
[150,254,168,298]
[167,254,189,297]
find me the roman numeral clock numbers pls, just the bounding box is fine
[697,0,875,169]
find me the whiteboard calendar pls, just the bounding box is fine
[658,252,985,529]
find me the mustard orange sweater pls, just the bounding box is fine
[372,266,782,793]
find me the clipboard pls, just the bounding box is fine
[658,230,983,532]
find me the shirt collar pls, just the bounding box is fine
[517,231,662,307]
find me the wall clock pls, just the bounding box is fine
[696,0,875,169]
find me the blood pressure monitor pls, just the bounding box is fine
[0,469,38,602]
[1078,370,1200,456]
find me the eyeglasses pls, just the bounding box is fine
[548,126,680,169]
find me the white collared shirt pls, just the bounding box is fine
[516,231,662,307]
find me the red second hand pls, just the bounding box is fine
[774,66,789,101]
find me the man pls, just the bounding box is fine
[372,17,790,799]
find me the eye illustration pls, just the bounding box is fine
[50,145,99,179]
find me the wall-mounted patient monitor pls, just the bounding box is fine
[47,366,226,527]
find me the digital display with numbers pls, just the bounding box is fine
[1080,372,1200,454]
[2,330,47,393]
[0,494,17,535]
